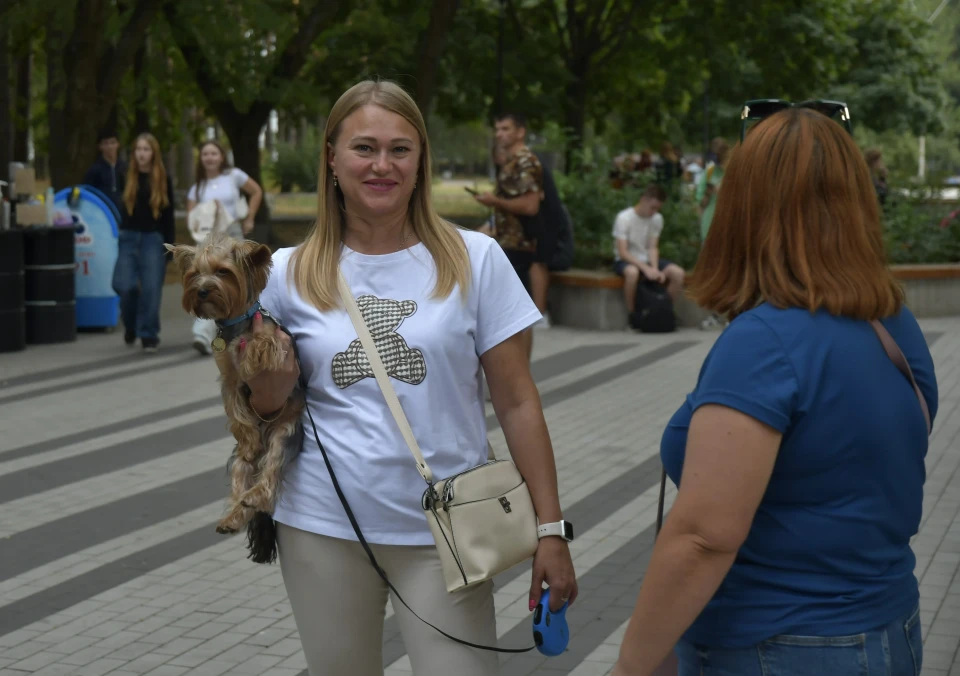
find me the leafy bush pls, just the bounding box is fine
[554,156,702,271]
[265,133,321,193]
[554,152,960,270]
[882,187,960,264]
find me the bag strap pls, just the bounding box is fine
[336,270,434,485]
[654,319,931,538]
[869,319,932,436]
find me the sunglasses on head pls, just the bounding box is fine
[740,99,851,141]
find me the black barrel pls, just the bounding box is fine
[22,227,76,344]
[0,228,26,352]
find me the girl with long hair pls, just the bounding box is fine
[112,132,174,352]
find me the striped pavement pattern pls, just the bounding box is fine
[0,294,957,676]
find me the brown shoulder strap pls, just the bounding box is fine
[655,319,931,537]
[870,320,932,436]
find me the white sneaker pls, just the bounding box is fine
[193,338,213,355]
[535,313,552,330]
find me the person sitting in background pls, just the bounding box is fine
[612,183,685,325]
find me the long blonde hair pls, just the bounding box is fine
[123,133,169,218]
[291,80,470,311]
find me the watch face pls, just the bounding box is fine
[563,521,574,541]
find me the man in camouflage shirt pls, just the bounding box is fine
[474,112,543,358]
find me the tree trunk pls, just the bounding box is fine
[0,15,12,183]
[46,0,161,188]
[413,0,459,120]
[13,52,30,162]
[220,112,271,242]
[133,39,150,135]
[563,62,589,169]
[178,111,194,190]
[45,20,68,184]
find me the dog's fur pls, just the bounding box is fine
[165,233,304,552]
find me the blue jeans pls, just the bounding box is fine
[676,605,922,676]
[112,230,167,341]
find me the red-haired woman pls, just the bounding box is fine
[613,108,938,675]
[112,132,175,353]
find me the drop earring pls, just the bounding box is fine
[333,175,339,187]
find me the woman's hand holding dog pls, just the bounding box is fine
[245,312,299,416]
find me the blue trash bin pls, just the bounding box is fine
[53,186,121,329]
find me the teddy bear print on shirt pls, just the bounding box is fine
[332,294,427,389]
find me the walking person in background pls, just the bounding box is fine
[186,140,264,355]
[83,129,127,215]
[612,106,937,676]
[473,112,544,357]
[111,133,174,353]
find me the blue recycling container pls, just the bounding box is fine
[53,186,121,329]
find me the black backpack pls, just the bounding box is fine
[631,280,676,333]
[534,153,575,271]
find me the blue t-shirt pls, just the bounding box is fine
[661,303,938,648]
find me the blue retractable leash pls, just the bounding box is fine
[276,323,545,655]
[532,588,571,656]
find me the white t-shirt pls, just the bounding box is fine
[259,229,541,545]
[612,207,664,263]
[187,168,250,220]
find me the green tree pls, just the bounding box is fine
[40,0,163,187]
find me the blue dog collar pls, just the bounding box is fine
[217,300,261,329]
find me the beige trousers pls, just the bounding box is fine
[276,523,499,676]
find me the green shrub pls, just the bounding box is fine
[265,133,321,193]
[882,187,960,264]
[555,154,960,270]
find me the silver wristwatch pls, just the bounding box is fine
[537,520,574,542]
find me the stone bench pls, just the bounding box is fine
[548,264,960,330]
[547,269,709,330]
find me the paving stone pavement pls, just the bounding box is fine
[0,282,957,676]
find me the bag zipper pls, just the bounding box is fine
[441,460,502,503]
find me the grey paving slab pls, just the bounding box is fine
[0,341,194,390]
[0,396,222,462]
[0,286,955,676]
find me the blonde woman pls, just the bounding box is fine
[243,80,577,675]
[112,132,174,352]
[187,139,264,354]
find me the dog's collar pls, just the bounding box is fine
[216,300,261,329]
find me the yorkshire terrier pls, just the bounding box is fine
[165,232,304,562]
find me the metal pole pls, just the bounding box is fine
[496,0,505,115]
[703,76,710,160]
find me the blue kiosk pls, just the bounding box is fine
[52,186,121,329]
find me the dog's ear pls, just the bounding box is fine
[165,244,196,275]
[234,241,273,270]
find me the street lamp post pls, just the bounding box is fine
[496,0,505,116]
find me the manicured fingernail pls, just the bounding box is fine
[254,312,261,321]
[238,338,246,350]
[529,599,536,611]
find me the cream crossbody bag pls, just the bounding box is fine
[337,271,540,593]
